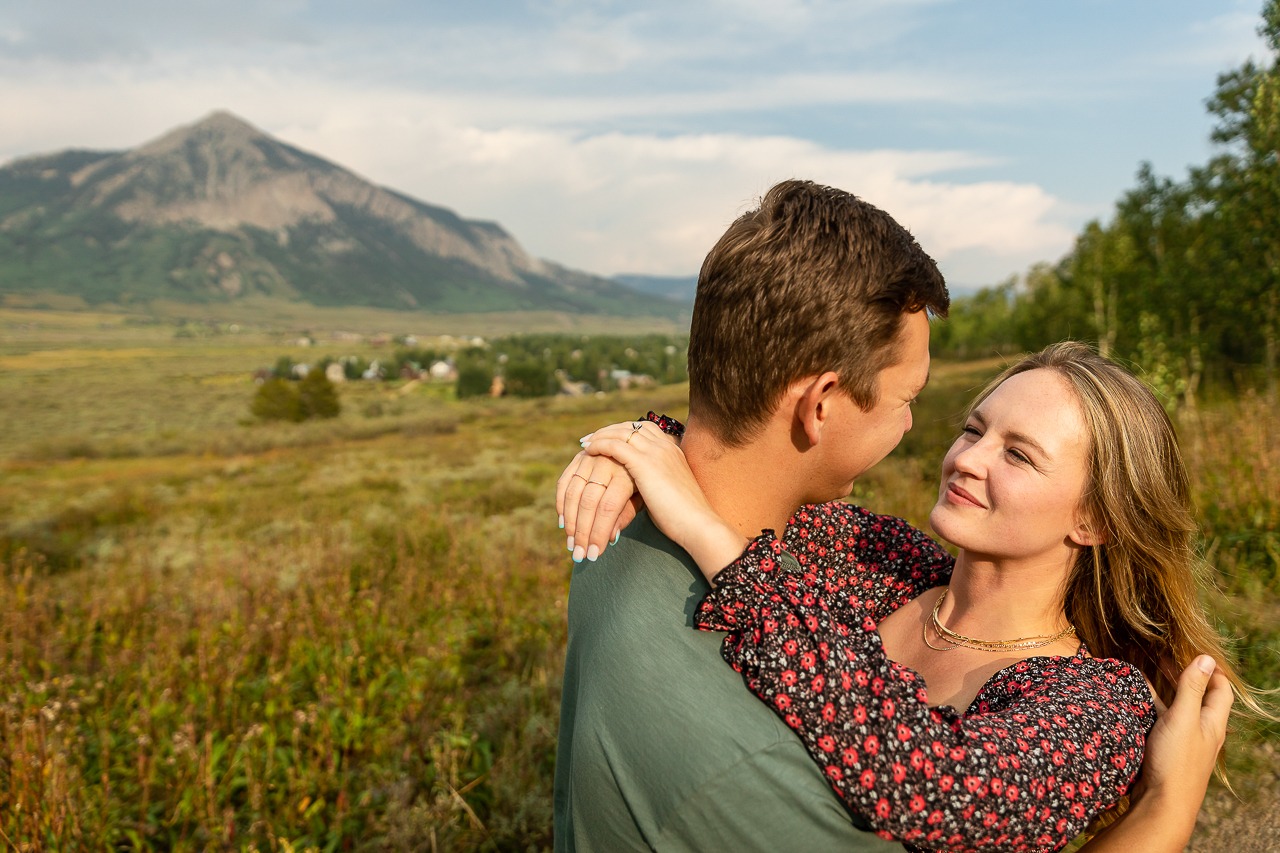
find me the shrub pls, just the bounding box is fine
[504,362,555,398]
[251,373,341,422]
[298,369,341,419]
[457,365,494,399]
[251,378,304,422]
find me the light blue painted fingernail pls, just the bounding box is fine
[586,545,600,562]
[572,545,585,563]
[567,536,574,551]
[612,531,620,545]
[559,514,565,529]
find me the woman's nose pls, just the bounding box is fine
[951,439,988,477]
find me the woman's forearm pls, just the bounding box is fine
[675,515,750,586]
[1077,788,1197,853]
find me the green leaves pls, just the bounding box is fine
[937,4,1280,400]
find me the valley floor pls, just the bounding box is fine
[1,311,1275,851]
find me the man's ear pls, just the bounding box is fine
[794,372,843,449]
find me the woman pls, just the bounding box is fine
[557,342,1268,852]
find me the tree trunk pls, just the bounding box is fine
[1183,313,1202,414]
[1094,279,1118,358]
[1266,289,1278,405]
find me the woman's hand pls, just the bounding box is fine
[581,421,748,584]
[556,449,642,563]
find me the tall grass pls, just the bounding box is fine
[0,343,1275,850]
[1,513,568,850]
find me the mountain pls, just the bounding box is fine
[612,274,699,303]
[0,112,686,320]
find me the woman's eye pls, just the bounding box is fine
[961,425,981,437]
[1007,448,1031,464]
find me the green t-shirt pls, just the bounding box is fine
[553,511,900,853]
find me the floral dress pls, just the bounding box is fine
[693,503,1154,853]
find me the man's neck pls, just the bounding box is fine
[680,418,804,538]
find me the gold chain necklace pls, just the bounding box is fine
[924,587,1077,653]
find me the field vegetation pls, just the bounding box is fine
[0,317,1276,851]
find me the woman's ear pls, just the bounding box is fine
[1069,514,1107,547]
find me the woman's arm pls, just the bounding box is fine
[696,539,1153,853]
[1077,657,1231,853]
[775,502,955,621]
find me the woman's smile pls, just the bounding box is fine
[945,482,985,508]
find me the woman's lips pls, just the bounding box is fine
[946,482,986,508]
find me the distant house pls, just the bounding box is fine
[291,363,311,379]
[555,369,592,397]
[609,369,654,391]
[325,362,346,383]
[429,360,458,381]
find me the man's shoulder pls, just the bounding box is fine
[567,510,708,632]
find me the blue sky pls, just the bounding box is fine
[0,0,1270,290]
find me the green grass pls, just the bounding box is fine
[0,314,1275,850]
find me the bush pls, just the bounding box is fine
[251,373,341,422]
[457,365,494,399]
[298,369,341,419]
[504,362,555,398]
[251,378,303,422]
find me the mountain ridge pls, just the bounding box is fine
[0,112,687,320]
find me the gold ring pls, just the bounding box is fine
[585,479,608,487]
[627,422,644,444]
[571,473,589,482]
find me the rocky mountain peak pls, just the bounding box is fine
[132,110,273,160]
[0,113,687,321]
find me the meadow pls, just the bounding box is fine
[0,309,1276,851]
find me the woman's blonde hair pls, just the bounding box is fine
[966,341,1272,723]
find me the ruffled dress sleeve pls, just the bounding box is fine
[695,516,1154,853]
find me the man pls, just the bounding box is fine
[554,180,1229,851]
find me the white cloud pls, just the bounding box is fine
[0,62,1076,286]
[278,108,1076,282]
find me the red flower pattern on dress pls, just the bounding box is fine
[641,414,1156,852]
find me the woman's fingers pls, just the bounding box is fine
[614,497,640,542]
[583,475,637,559]
[555,450,588,526]
[564,455,634,559]
[579,420,667,449]
[562,454,601,547]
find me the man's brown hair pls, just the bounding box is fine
[687,179,949,446]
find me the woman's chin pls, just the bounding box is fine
[927,504,961,547]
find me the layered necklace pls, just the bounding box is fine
[924,587,1077,653]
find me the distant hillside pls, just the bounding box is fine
[612,274,698,304]
[0,112,686,320]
